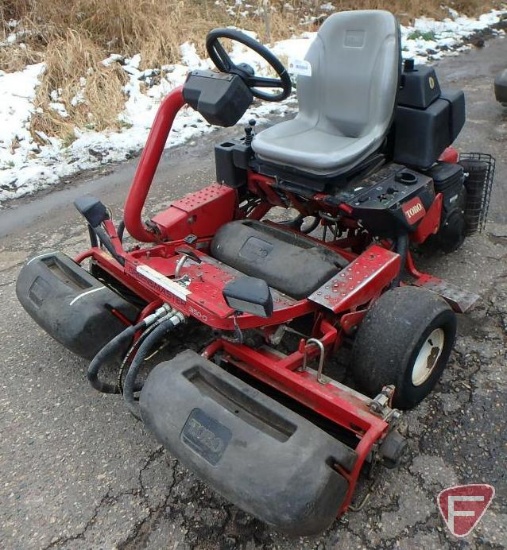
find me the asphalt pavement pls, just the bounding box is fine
[0,36,506,550]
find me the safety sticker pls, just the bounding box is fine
[288,58,312,77]
[136,264,190,301]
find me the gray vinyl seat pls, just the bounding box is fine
[252,10,400,176]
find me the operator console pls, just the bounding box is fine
[332,163,435,237]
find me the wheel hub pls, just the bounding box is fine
[412,328,445,386]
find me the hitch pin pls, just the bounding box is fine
[301,338,328,384]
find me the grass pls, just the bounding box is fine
[0,159,15,170]
[407,29,438,41]
[29,30,128,141]
[0,0,504,138]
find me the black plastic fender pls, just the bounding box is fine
[140,350,357,536]
[16,252,138,359]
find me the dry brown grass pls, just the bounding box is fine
[0,44,43,72]
[1,0,233,138]
[1,0,231,68]
[2,0,503,68]
[0,0,504,139]
[31,30,128,142]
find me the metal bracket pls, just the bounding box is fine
[369,385,400,422]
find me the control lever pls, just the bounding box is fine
[174,247,202,278]
[74,195,125,266]
[244,119,257,145]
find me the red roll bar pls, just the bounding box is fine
[124,86,185,242]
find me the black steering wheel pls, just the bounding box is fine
[206,28,292,102]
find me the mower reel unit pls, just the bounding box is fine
[17,11,495,536]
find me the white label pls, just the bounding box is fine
[288,58,312,77]
[136,265,190,301]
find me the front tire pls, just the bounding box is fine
[351,286,456,409]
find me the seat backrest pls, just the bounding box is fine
[297,10,400,139]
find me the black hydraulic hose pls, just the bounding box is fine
[117,220,125,243]
[117,315,170,392]
[94,225,125,266]
[87,320,146,394]
[123,317,177,419]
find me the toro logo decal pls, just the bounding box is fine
[402,197,426,225]
[181,408,232,466]
[437,484,495,537]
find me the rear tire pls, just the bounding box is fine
[351,286,456,409]
[495,68,507,106]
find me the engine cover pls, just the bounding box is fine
[425,162,467,252]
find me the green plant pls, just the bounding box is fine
[407,30,437,41]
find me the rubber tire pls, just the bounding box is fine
[351,286,456,410]
[494,68,507,106]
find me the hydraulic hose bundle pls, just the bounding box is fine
[87,305,185,401]
[123,310,185,419]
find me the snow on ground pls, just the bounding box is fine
[0,9,505,204]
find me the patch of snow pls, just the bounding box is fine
[0,63,45,184]
[102,54,125,67]
[49,102,69,118]
[180,43,210,70]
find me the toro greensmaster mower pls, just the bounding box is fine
[17,10,495,536]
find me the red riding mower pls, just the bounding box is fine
[17,11,495,536]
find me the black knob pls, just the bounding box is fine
[404,59,415,72]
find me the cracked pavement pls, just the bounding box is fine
[1,36,506,549]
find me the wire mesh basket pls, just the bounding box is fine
[459,153,495,235]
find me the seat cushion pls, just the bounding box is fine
[252,118,377,173]
[252,10,400,176]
